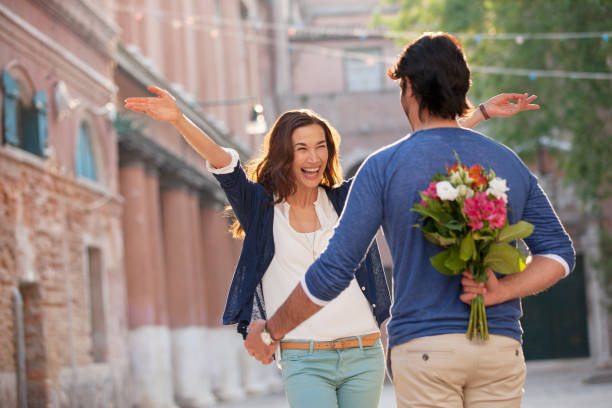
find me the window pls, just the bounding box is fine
[239,0,249,20]
[343,48,383,92]
[2,69,48,156]
[75,122,98,181]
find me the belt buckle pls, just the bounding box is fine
[332,339,346,349]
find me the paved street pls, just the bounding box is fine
[214,358,612,407]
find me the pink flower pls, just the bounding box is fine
[486,197,507,229]
[423,181,439,199]
[419,181,439,207]
[463,192,507,231]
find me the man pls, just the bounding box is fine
[246,32,575,407]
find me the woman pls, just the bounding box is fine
[124,87,538,408]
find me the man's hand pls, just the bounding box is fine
[484,93,539,118]
[461,256,566,307]
[460,268,506,306]
[244,319,277,365]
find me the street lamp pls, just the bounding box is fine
[245,104,267,151]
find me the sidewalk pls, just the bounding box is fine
[214,358,612,407]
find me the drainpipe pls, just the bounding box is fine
[12,287,27,408]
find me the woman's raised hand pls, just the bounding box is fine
[124,86,182,124]
[484,93,540,118]
[125,86,232,168]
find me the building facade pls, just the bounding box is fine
[1,0,282,406]
[0,0,128,406]
[110,0,284,405]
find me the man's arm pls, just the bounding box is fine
[458,93,539,129]
[267,284,322,340]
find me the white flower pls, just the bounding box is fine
[450,171,463,186]
[458,184,475,198]
[436,181,459,201]
[486,177,509,201]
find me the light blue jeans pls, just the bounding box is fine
[279,338,385,408]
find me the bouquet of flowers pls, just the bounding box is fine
[412,154,534,340]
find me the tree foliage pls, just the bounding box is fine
[376,0,612,202]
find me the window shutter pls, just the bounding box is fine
[2,70,19,146]
[34,90,48,156]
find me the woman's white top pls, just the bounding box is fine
[263,187,379,340]
[208,149,378,341]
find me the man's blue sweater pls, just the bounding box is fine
[303,127,575,350]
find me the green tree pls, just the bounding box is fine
[377,0,612,201]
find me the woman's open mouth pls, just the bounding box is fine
[301,166,321,180]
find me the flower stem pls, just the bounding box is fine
[478,299,484,339]
[482,301,489,340]
[467,299,475,339]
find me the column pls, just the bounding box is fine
[200,206,246,401]
[145,166,168,326]
[160,0,185,84]
[120,162,176,407]
[161,184,214,407]
[273,0,292,96]
[220,0,249,140]
[144,0,163,73]
[188,190,215,404]
[184,0,199,94]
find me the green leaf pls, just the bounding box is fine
[446,219,465,231]
[424,231,458,246]
[411,205,451,225]
[459,233,476,261]
[444,247,466,274]
[483,243,526,275]
[416,224,458,246]
[430,249,457,276]
[497,221,535,244]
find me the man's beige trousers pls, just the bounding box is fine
[391,333,526,408]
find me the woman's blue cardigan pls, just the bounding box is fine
[213,162,391,339]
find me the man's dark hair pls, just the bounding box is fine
[387,32,473,120]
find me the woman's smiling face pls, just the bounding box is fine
[291,123,329,190]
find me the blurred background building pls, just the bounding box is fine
[1,0,610,407]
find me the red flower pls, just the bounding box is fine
[469,164,488,189]
[447,163,468,175]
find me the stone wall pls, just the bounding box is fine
[0,147,128,406]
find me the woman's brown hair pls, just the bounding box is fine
[228,109,343,238]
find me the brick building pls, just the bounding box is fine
[1,0,282,406]
[110,0,284,405]
[0,0,128,406]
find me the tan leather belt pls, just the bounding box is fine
[280,333,380,350]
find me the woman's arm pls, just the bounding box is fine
[124,86,231,169]
[459,93,540,129]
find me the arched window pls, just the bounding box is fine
[75,122,98,181]
[2,68,48,156]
